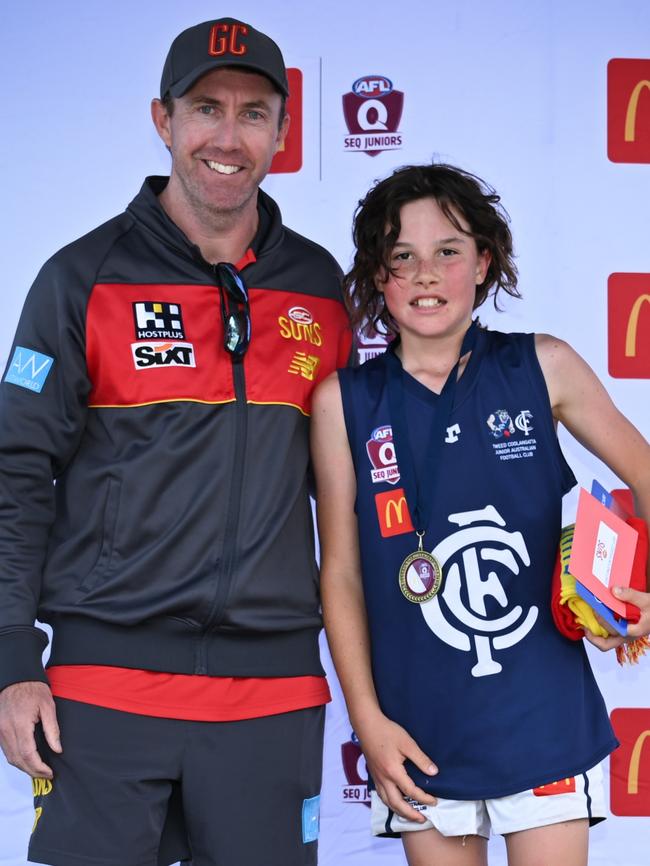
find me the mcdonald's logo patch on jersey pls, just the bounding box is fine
[608,59,650,163]
[533,777,576,796]
[610,707,650,816]
[608,273,650,378]
[375,488,414,537]
[270,68,302,174]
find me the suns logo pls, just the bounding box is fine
[278,306,323,346]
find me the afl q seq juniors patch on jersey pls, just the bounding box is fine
[338,329,617,801]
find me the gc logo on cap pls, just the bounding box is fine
[160,17,289,100]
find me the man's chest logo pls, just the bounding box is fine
[133,302,185,340]
[278,306,322,346]
[131,302,194,370]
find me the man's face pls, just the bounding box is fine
[153,67,288,220]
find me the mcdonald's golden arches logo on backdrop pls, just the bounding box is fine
[608,59,650,163]
[608,274,650,379]
[610,708,650,816]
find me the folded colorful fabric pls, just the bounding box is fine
[551,524,607,639]
[550,516,649,665]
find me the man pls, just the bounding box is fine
[0,17,350,866]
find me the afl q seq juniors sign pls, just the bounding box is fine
[343,75,404,156]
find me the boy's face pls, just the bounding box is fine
[376,197,490,344]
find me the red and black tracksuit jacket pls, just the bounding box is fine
[0,176,351,690]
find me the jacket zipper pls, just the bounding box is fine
[196,267,249,673]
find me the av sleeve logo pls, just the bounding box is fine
[343,75,404,156]
[608,273,650,378]
[4,347,54,393]
[610,708,650,816]
[270,68,302,173]
[608,59,650,163]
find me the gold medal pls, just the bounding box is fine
[398,532,442,604]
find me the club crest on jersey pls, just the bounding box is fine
[487,409,515,438]
[133,302,185,340]
[488,409,538,461]
[417,505,538,678]
[515,410,534,435]
[366,425,400,484]
[278,306,323,346]
[131,342,196,370]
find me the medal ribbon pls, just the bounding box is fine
[385,321,478,535]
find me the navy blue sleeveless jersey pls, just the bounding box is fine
[338,328,617,800]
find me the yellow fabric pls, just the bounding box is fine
[558,525,609,638]
[559,523,649,665]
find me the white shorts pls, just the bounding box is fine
[371,764,606,838]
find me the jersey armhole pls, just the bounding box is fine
[523,333,577,496]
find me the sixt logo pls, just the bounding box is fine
[131,342,195,370]
[352,75,393,98]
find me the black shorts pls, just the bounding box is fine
[28,698,325,866]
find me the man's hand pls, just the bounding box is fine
[356,711,438,822]
[0,681,61,778]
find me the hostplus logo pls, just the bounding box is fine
[131,301,195,370]
[133,302,185,340]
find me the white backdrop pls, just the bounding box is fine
[1,2,649,864]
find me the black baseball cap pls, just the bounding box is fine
[160,18,289,100]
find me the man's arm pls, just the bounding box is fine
[0,255,91,775]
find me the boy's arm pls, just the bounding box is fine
[311,372,437,821]
[535,334,650,641]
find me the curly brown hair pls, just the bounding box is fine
[344,163,520,336]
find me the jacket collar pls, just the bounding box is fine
[126,176,284,268]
